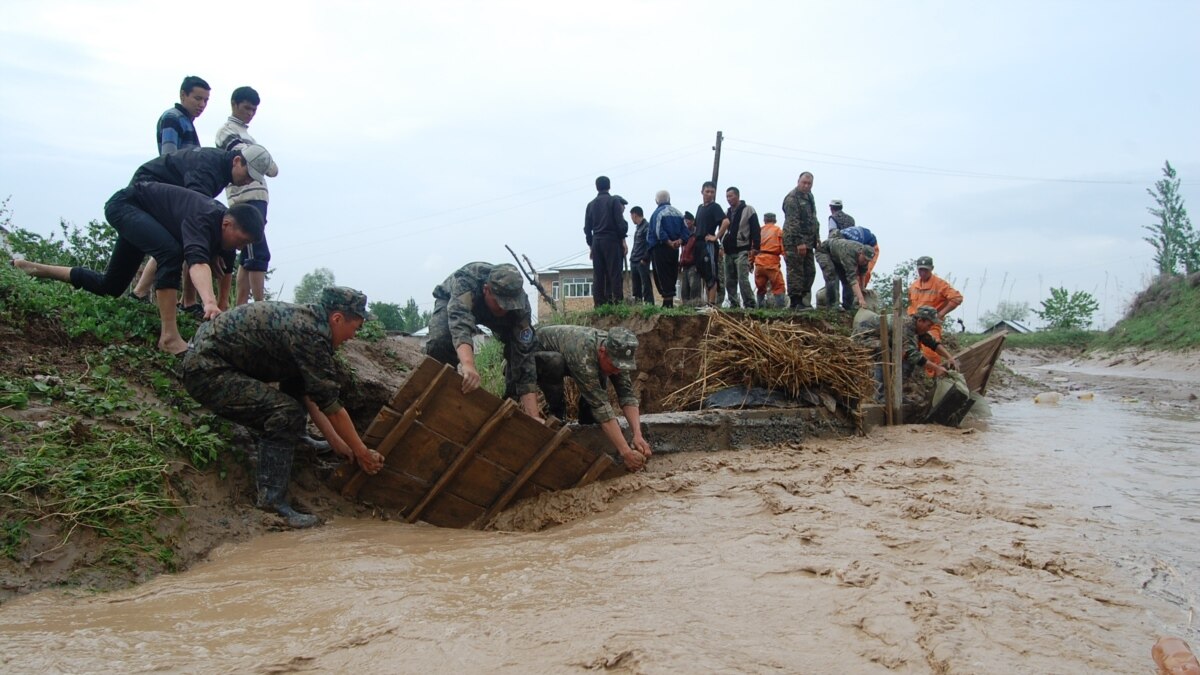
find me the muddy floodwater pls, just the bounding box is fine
[1,395,1196,674]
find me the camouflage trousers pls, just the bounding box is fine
[815,250,839,308]
[422,307,460,366]
[181,356,307,441]
[785,250,815,308]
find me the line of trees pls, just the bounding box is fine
[294,268,430,333]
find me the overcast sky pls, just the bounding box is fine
[2,0,1197,329]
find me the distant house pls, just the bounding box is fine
[982,319,1033,335]
[535,251,632,317]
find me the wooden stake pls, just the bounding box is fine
[890,279,904,425]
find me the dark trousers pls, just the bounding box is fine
[591,238,624,307]
[830,257,856,311]
[650,244,679,303]
[530,351,598,423]
[631,259,655,303]
[422,307,460,365]
[69,188,184,296]
[238,200,270,272]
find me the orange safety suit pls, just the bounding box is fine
[754,222,786,297]
[907,273,963,369]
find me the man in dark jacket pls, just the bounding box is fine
[13,183,263,355]
[694,181,725,306]
[628,206,655,304]
[584,176,628,307]
[646,190,689,307]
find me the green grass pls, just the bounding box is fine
[0,263,231,574]
[959,329,1098,350]
[1096,276,1200,350]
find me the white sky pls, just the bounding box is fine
[2,0,1197,329]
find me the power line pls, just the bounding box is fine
[726,137,1147,185]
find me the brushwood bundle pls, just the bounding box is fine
[664,311,875,412]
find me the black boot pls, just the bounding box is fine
[256,438,321,529]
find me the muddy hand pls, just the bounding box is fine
[460,365,481,394]
[356,448,384,474]
[620,447,646,472]
[633,435,653,458]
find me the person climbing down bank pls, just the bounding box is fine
[181,287,385,528]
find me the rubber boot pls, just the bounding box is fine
[256,438,321,529]
[298,434,331,452]
[775,294,787,309]
[757,293,766,308]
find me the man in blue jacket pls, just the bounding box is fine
[646,190,689,307]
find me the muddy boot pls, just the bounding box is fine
[775,294,787,309]
[662,298,674,308]
[757,293,766,308]
[256,439,321,529]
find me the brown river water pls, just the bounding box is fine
[0,396,1196,674]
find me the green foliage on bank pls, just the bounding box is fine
[1,225,232,580]
[1097,274,1200,350]
[959,329,1098,350]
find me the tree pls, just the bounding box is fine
[868,257,918,313]
[978,300,1031,330]
[398,297,430,332]
[293,267,335,304]
[369,301,404,331]
[1034,287,1099,330]
[1144,160,1198,276]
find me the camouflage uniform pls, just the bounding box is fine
[424,262,537,396]
[182,299,349,439]
[825,237,874,310]
[852,310,942,401]
[533,325,638,424]
[817,210,856,307]
[782,187,820,308]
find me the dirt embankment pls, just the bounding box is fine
[996,346,1200,409]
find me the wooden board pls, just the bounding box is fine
[953,332,1007,395]
[333,357,624,529]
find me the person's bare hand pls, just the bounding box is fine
[202,301,222,321]
[330,437,354,461]
[632,435,652,458]
[460,364,481,393]
[356,447,384,474]
[619,447,646,472]
[946,357,959,371]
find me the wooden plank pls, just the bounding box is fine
[418,490,487,529]
[890,280,904,425]
[362,405,403,447]
[474,425,572,529]
[383,422,461,484]
[341,365,452,498]
[880,314,894,426]
[574,454,616,488]
[405,399,517,523]
[954,332,1007,394]
[480,414,593,489]
[357,466,432,515]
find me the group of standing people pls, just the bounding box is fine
[585,173,886,312]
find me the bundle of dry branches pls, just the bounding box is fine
[663,311,875,413]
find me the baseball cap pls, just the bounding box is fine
[915,256,934,270]
[319,286,372,319]
[830,199,843,207]
[487,264,526,311]
[915,305,940,323]
[240,144,278,182]
[603,327,639,371]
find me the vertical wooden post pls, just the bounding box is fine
[890,279,904,424]
[879,314,894,426]
[711,131,724,185]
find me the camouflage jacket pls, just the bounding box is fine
[781,187,820,249]
[852,312,939,373]
[433,262,537,395]
[827,237,873,285]
[184,301,345,414]
[535,325,637,423]
[828,210,856,236]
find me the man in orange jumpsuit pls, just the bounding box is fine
[753,212,786,308]
[907,256,963,368]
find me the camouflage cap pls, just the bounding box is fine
[914,305,941,323]
[763,212,777,222]
[487,264,526,311]
[916,256,934,270]
[318,286,371,319]
[603,327,639,371]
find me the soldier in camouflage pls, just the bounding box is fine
[817,199,856,307]
[782,172,820,309]
[424,262,541,419]
[823,235,875,310]
[852,305,959,401]
[181,286,385,528]
[532,325,652,471]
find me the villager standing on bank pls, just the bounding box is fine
[181,287,385,528]
[695,181,725,306]
[532,325,653,471]
[678,212,703,305]
[584,176,629,307]
[782,172,820,309]
[717,186,761,309]
[647,190,689,308]
[629,206,655,304]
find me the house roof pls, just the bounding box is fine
[536,250,593,274]
[987,319,1033,333]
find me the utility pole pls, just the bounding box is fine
[711,130,724,185]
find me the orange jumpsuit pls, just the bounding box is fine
[753,223,786,297]
[907,273,963,368]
